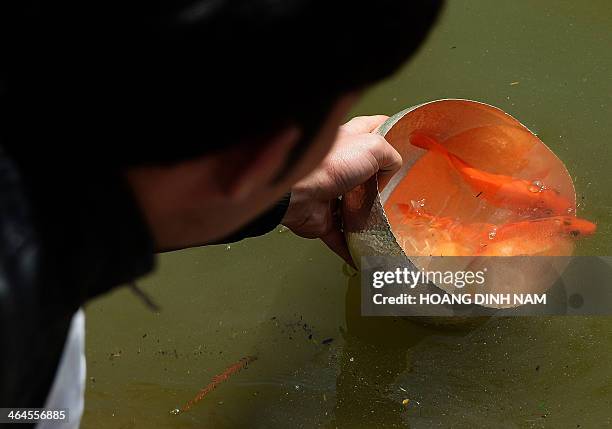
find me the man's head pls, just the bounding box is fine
[1,0,444,246]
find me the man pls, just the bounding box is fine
[0,0,443,426]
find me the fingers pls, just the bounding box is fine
[339,115,389,136]
[339,115,402,176]
[285,113,400,262]
[367,134,403,176]
[321,198,355,267]
[315,133,403,200]
[321,228,356,268]
[358,133,402,192]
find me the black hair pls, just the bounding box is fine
[0,0,444,167]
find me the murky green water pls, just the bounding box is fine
[82,1,612,428]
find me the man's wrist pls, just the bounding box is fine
[212,192,292,244]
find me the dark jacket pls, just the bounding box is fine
[0,146,289,407]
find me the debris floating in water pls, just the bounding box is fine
[175,355,257,414]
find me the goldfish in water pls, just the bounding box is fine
[479,215,596,256]
[395,203,499,255]
[490,215,596,241]
[409,132,572,215]
[395,203,596,256]
[178,356,257,413]
[395,203,493,244]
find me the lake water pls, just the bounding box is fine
[82,1,612,427]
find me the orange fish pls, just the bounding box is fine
[396,203,493,244]
[489,215,596,242]
[395,203,596,256]
[409,132,572,215]
[179,356,257,413]
[477,216,596,256]
[395,203,499,255]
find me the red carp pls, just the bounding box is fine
[409,132,572,215]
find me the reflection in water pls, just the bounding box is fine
[331,269,612,428]
[330,274,485,428]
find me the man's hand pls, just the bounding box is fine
[281,115,402,266]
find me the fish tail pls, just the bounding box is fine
[409,132,447,154]
[410,132,471,171]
